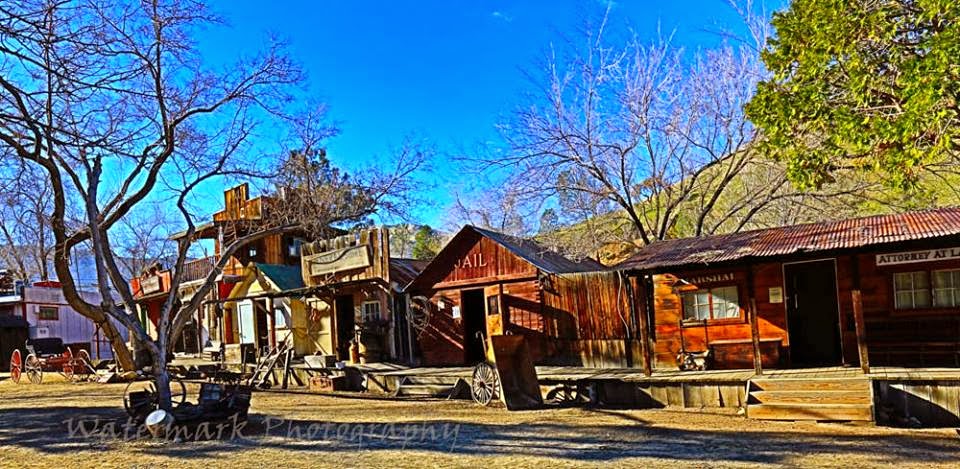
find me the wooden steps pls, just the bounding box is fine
[747,377,874,421]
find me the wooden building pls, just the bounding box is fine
[0,282,125,360]
[405,225,637,367]
[220,263,321,357]
[299,227,428,364]
[130,183,304,354]
[617,207,960,373]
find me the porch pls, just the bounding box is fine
[360,363,960,426]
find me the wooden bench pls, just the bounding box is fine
[708,338,782,369]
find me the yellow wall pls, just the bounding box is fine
[224,266,333,357]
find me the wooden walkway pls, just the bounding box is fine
[359,363,960,384]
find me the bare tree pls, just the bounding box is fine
[0,164,56,282]
[0,0,304,409]
[473,4,871,258]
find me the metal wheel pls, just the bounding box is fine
[471,362,500,406]
[25,354,42,384]
[9,349,21,384]
[123,377,188,417]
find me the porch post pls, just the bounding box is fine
[634,273,653,377]
[747,268,763,376]
[852,289,870,374]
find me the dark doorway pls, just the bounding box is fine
[335,295,355,360]
[254,300,271,352]
[462,289,487,364]
[784,260,842,366]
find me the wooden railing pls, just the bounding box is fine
[179,256,217,283]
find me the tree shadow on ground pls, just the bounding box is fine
[1,404,958,465]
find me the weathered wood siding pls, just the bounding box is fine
[837,249,960,367]
[651,265,788,369]
[544,272,641,368]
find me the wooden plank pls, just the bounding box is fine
[851,289,870,374]
[747,403,873,421]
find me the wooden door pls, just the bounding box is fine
[784,260,843,366]
[484,285,504,337]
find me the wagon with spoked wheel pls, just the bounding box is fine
[468,287,543,410]
[8,338,96,384]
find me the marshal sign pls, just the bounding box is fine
[876,247,960,266]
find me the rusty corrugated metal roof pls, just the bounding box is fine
[616,207,960,271]
[389,258,430,290]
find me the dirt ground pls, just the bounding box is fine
[0,374,958,468]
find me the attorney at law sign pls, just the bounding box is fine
[876,247,960,266]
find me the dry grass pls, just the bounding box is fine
[1,374,958,468]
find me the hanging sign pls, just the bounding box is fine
[876,247,960,266]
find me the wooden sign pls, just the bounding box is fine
[455,252,488,270]
[141,275,162,295]
[681,272,735,285]
[306,245,371,276]
[876,247,960,266]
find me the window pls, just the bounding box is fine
[288,238,305,257]
[893,271,932,309]
[362,301,381,323]
[680,286,740,321]
[933,270,960,307]
[38,305,59,320]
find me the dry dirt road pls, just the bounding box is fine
[0,375,958,468]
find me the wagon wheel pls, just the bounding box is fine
[123,377,188,417]
[9,349,21,384]
[24,354,42,384]
[546,382,583,406]
[61,348,75,382]
[471,362,500,406]
[74,350,95,381]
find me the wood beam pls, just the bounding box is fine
[852,289,870,374]
[747,268,763,376]
[634,274,653,376]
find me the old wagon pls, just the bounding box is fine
[8,338,95,384]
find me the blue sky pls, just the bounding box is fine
[195,1,786,227]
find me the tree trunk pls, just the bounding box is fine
[154,341,173,411]
[98,317,136,371]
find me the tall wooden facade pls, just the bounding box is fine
[300,227,428,363]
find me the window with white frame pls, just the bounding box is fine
[362,301,381,323]
[893,271,932,309]
[932,269,960,307]
[680,286,740,321]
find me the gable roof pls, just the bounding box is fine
[254,263,305,292]
[406,225,603,291]
[470,226,604,274]
[616,207,960,272]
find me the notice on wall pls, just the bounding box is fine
[876,247,960,266]
[768,287,783,304]
[451,306,461,319]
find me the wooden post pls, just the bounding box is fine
[635,274,653,377]
[852,289,870,374]
[747,268,763,375]
[749,297,763,376]
[281,349,292,389]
